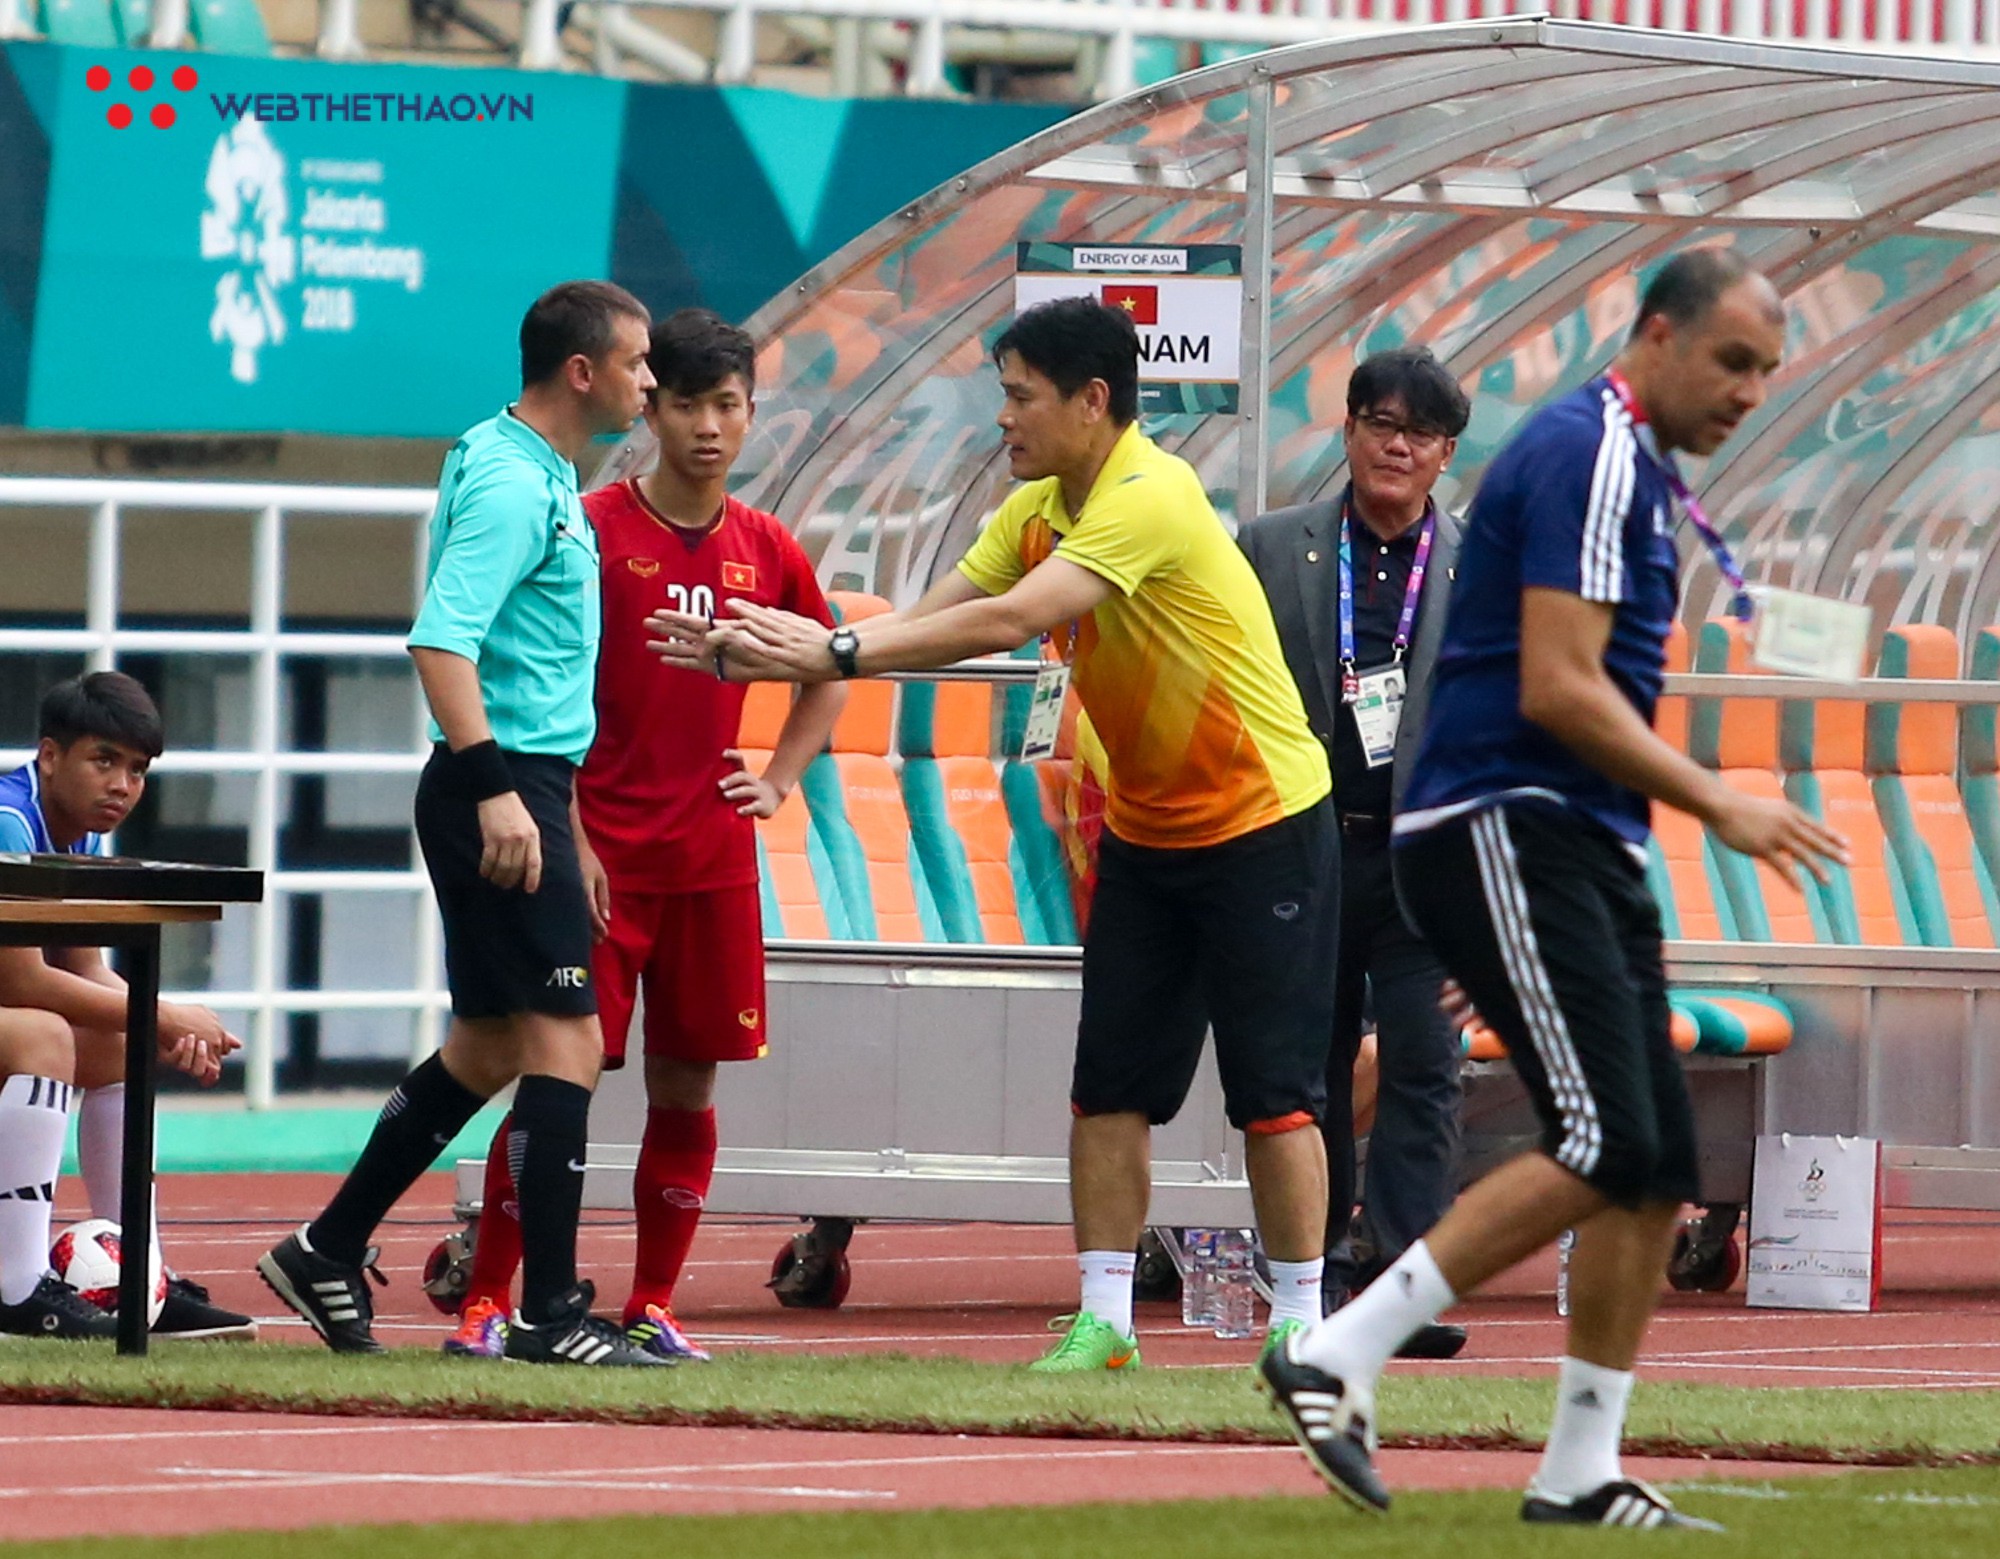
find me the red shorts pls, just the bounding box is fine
[593,882,768,1070]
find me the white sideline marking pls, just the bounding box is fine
[160,1466,895,1500]
[0,1422,555,1448]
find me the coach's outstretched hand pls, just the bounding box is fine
[648,602,839,684]
[1707,789,1847,890]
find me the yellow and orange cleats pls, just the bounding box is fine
[1027,1311,1140,1373]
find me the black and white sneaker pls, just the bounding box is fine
[1258,1334,1389,1512]
[1523,1478,1725,1531]
[503,1282,671,1367]
[0,1274,118,1339]
[257,1227,385,1354]
[154,1275,258,1341]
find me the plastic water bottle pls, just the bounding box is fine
[1181,1228,1219,1328]
[1555,1227,1576,1318]
[1211,1229,1257,1340]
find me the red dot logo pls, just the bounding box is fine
[107,102,132,129]
[173,65,198,91]
[151,103,175,129]
[129,65,153,91]
[86,65,110,91]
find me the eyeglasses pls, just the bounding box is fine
[1353,411,1449,451]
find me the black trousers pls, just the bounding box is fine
[1322,817,1462,1293]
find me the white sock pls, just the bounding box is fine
[1297,1238,1454,1381]
[1265,1256,1324,1327]
[0,1075,73,1305]
[1078,1249,1135,1337]
[76,1083,167,1280]
[77,1084,124,1221]
[1533,1356,1634,1499]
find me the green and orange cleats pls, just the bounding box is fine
[1027,1311,1141,1373]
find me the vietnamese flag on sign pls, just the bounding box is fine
[1101,283,1159,325]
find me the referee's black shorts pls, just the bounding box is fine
[1392,800,1699,1209]
[1073,800,1339,1133]
[414,745,597,1022]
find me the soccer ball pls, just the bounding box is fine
[49,1218,167,1327]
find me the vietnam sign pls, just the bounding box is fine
[1013,243,1242,415]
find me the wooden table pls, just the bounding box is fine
[0,856,263,1356]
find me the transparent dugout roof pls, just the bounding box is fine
[606,18,2000,645]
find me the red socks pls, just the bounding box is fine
[623,1106,717,1325]
[461,1110,523,1312]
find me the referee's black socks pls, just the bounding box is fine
[511,1074,592,1326]
[309,1053,486,1268]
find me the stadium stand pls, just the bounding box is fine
[738,682,852,940]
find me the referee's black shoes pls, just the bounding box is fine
[1322,1285,1468,1360]
[1523,1478,1725,1531]
[502,1281,670,1367]
[258,1227,385,1353]
[155,1274,258,1341]
[1258,1336,1390,1512]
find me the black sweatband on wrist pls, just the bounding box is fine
[451,739,515,801]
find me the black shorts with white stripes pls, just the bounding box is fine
[1391,799,1699,1209]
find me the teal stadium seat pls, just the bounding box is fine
[798,594,946,943]
[897,678,1051,944]
[1867,625,1999,948]
[108,0,149,45]
[187,0,270,53]
[36,0,117,46]
[1959,627,2000,893]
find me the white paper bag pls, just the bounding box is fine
[1746,1133,1882,1311]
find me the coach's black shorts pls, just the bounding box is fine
[1392,800,1699,1208]
[1074,800,1338,1132]
[414,745,596,1021]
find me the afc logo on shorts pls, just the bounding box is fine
[546,966,589,989]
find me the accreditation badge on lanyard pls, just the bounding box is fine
[1340,506,1433,768]
[1021,529,1076,762]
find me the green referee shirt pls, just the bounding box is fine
[407,408,602,763]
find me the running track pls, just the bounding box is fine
[2,1172,1995,1540]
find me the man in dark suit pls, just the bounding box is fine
[1239,346,1471,1358]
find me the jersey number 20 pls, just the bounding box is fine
[665,583,716,618]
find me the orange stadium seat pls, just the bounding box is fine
[798,677,945,942]
[1868,626,1997,948]
[1963,627,2000,891]
[1691,619,1826,943]
[1782,666,1917,945]
[737,683,849,940]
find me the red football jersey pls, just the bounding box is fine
[578,480,834,890]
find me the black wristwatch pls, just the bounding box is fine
[828,627,861,679]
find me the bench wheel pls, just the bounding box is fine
[1134,1227,1183,1304]
[1667,1226,1742,1293]
[421,1222,477,1315]
[768,1216,855,1310]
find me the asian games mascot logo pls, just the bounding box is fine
[200,119,296,384]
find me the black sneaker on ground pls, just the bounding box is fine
[154,1274,258,1341]
[502,1281,671,1367]
[1258,1336,1389,1512]
[257,1227,385,1354]
[0,1274,118,1339]
[1522,1478,1725,1531]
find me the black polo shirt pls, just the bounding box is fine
[1331,511,1424,819]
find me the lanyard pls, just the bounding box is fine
[1604,369,1753,623]
[1338,503,1434,703]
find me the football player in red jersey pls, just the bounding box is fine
[446,310,846,1362]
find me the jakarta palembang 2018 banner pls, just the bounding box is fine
[0,42,1070,441]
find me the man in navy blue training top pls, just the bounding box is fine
[1263,250,1845,1530]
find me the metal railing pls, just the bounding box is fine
[319,0,2000,98]
[0,477,441,1111]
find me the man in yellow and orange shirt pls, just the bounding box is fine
[650,296,1337,1370]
